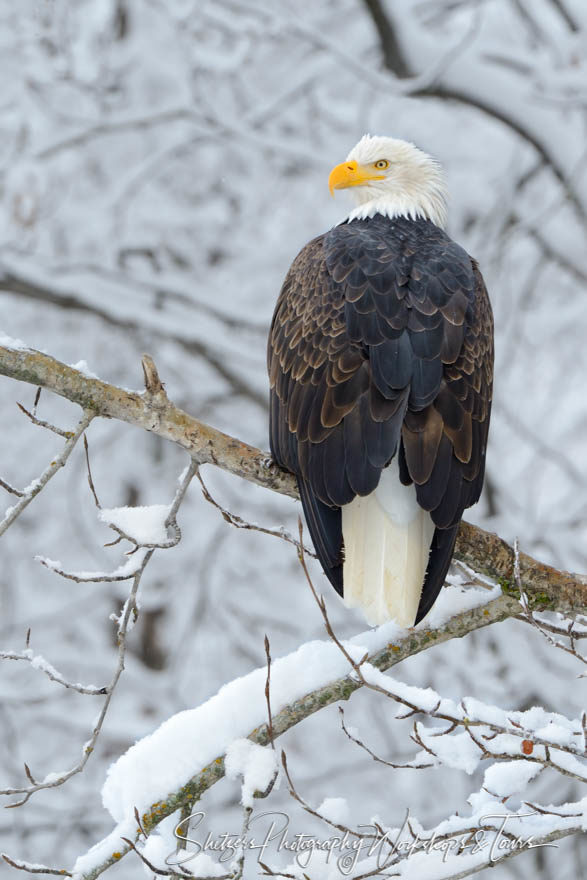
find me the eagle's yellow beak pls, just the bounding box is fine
[328,160,385,195]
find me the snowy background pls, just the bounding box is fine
[0,0,586,877]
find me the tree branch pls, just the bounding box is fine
[73,590,517,880]
[361,0,412,77]
[0,343,585,615]
[0,269,266,409]
[359,0,587,224]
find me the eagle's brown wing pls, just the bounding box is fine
[267,216,493,621]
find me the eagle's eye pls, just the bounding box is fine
[374,159,390,170]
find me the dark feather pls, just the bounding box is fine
[297,477,343,595]
[415,525,459,624]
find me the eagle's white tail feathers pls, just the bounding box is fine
[341,459,435,627]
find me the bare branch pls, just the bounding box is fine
[361,0,411,77]
[0,409,93,537]
[16,400,73,438]
[83,435,101,509]
[196,470,316,558]
[339,706,433,770]
[264,635,275,751]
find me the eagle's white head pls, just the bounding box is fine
[328,134,448,228]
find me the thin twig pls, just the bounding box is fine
[0,410,93,537]
[1,550,152,806]
[83,434,101,508]
[264,635,275,751]
[16,400,73,438]
[197,470,316,558]
[339,707,434,770]
[0,477,23,497]
[0,649,108,696]
[1,854,72,876]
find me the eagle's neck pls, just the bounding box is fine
[344,166,448,228]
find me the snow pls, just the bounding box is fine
[72,603,587,877]
[417,731,481,775]
[70,359,100,379]
[317,797,351,826]
[481,760,542,798]
[99,634,372,825]
[0,332,28,350]
[137,835,170,874]
[27,650,59,677]
[98,505,172,545]
[224,738,278,807]
[42,770,70,785]
[423,581,501,629]
[22,477,41,495]
[360,663,461,716]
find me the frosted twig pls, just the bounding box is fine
[297,518,368,673]
[106,520,182,551]
[119,836,198,878]
[167,459,198,524]
[0,648,108,696]
[1,853,72,876]
[517,607,587,668]
[520,614,587,640]
[102,458,197,552]
[515,539,587,667]
[232,805,253,880]
[0,410,93,537]
[258,864,297,879]
[37,460,197,583]
[36,551,149,583]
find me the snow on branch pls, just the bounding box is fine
[0,646,108,696]
[67,543,586,880]
[68,581,506,880]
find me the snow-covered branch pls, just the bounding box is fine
[66,546,586,880]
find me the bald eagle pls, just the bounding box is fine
[268,135,493,627]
